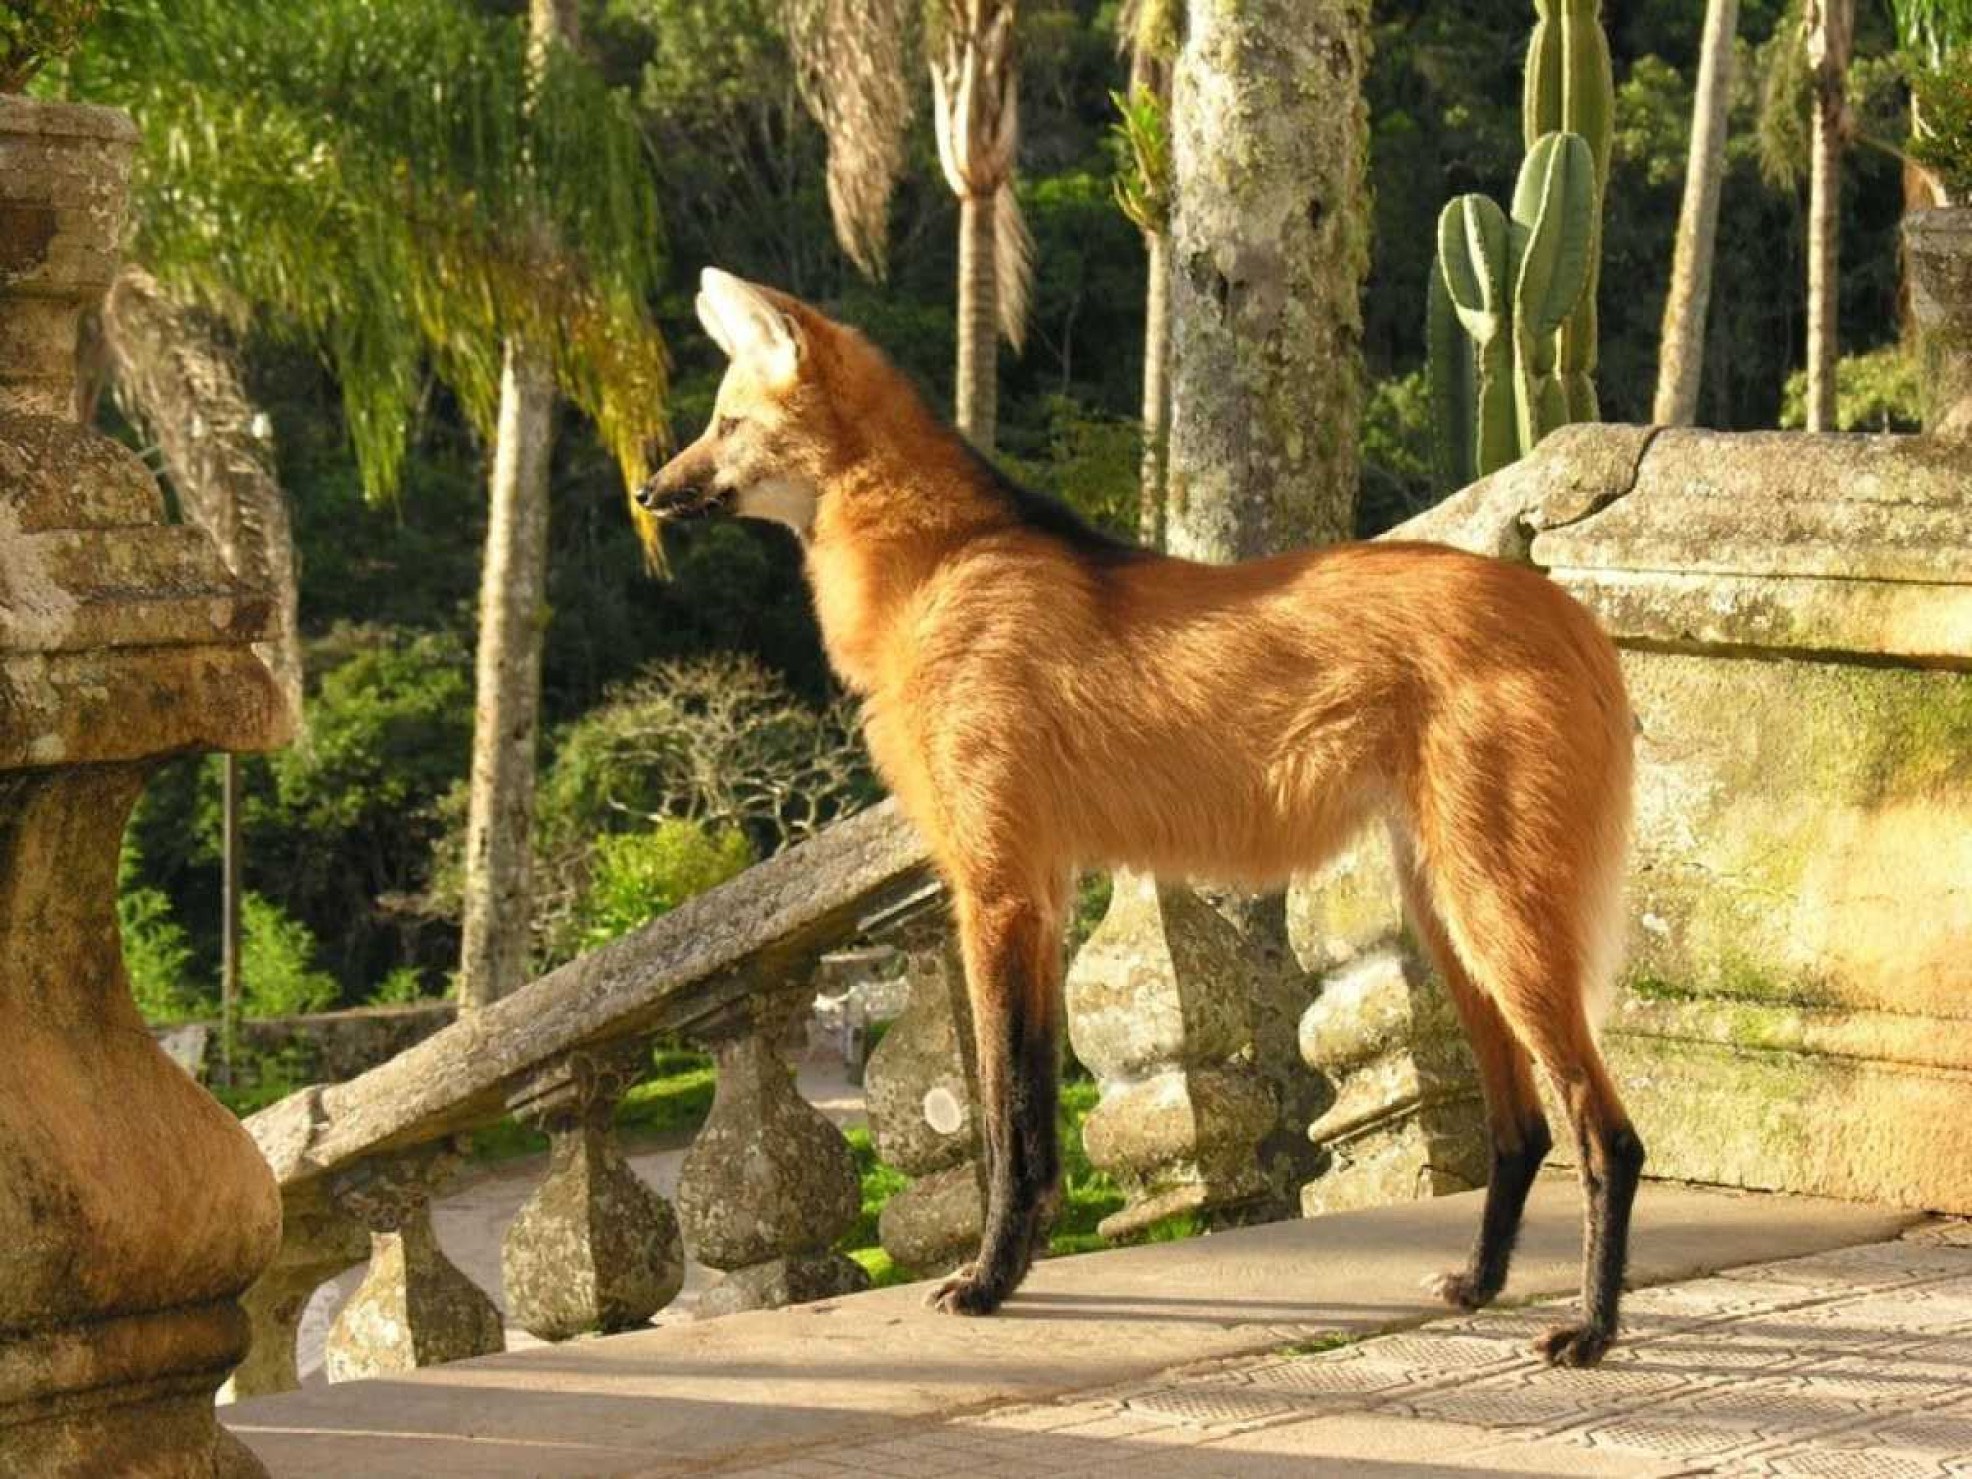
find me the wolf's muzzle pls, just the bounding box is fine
[634,478,730,521]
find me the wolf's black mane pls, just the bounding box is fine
[955,441,1150,567]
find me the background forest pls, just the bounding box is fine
[82,0,1916,1025]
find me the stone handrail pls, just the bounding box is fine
[249,799,934,1182]
[233,799,939,1394]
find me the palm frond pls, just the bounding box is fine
[65,0,668,520]
[782,0,917,279]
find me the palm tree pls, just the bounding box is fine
[1114,0,1179,545]
[1653,0,1741,426]
[782,0,1029,449]
[67,0,669,1008]
[1804,0,1856,431]
[930,0,1031,450]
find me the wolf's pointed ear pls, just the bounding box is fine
[698,268,801,386]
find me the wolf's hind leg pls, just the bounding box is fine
[1391,843,1551,1312]
[929,885,1064,1316]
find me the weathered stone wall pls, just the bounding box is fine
[157,1001,458,1087]
[1395,423,1972,1213]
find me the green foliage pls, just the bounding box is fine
[117,854,210,1024]
[565,820,754,956]
[1109,85,1170,235]
[0,0,100,90]
[1429,132,1597,487]
[1359,370,1438,534]
[240,893,339,1018]
[1913,48,1972,195]
[1000,396,1141,540]
[1780,344,1923,429]
[470,1046,717,1163]
[64,0,669,520]
[370,966,431,1006]
[1888,0,1972,70]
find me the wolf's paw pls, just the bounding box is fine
[927,1265,1002,1317]
[1533,1323,1611,1368]
[1425,1271,1492,1311]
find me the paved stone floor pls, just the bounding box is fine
[228,1181,1931,1476]
[728,1222,1972,1477]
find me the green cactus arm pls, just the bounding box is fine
[1426,265,1478,491]
[1510,131,1595,341]
[1475,367,1519,476]
[1436,194,1511,344]
[1560,0,1614,182]
[1524,0,1562,146]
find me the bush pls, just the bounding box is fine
[240,892,339,1017]
[1913,53,1972,200]
[119,878,211,1024]
[1780,345,1922,432]
[1,1,102,90]
[563,820,754,956]
[368,965,430,1006]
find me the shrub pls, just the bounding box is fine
[0,1,102,91]
[563,819,754,956]
[369,965,430,1006]
[119,878,211,1024]
[240,892,339,1017]
[1780,345,1922,432]
[1913,52,1972,200]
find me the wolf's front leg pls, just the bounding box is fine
[929,887,1064,1316]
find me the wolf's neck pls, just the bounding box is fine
[804,435,999,696]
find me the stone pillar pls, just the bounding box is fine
[677,988,870,1316]
[1904,207,1972,436]
[1065,871,1276,1237]
[225,1183,367,1400]
[501,1041,684,1340]
[863,915,984,1275]
[323,1148,504,1381]
[1288,838,1489,1217]
[0,95,291,1475]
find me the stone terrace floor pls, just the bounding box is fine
[226,1179,1972,1476]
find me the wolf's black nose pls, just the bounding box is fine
[634,480,662,511]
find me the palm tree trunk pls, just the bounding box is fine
[1653,0,1739,426]
[1804,0,1852,433]
[1138,227,1170,547]
[1166,0,1366,559]
[956,188,999,448]
[458,0,577,1011]
[97,264,304,1061]
[458,339,556,1010]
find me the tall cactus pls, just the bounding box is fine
[1429,132,1596,479]
[1524,0,1613,421]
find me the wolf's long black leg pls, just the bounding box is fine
[931,892,1062,1315]
[1533,1072,1645,1367]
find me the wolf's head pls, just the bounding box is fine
[637,269,852,541]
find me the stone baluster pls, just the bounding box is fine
[1065,871,1278,1236]
[862,913,985,1275]
[501,1040,684,1340]
[1288,836,1488,1216]
[676,985,870,1316]
[0,94,290,1474]
[225,1182,368,1399]
[323,1146,505,1381]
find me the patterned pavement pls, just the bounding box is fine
[722,1223,1972,1478]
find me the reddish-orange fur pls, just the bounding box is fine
[646,274,1643,1366]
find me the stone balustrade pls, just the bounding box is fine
[233,800,938,1395]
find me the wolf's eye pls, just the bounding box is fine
[716,414,742,439]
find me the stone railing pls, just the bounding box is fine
[234,799,939,1393]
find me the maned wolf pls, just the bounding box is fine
[641,269,1642,1367]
